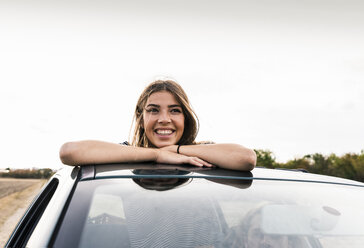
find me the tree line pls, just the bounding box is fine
[255,149,364,182]
[0,168,55,179]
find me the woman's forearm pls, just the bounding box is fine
[175,144,256,171]
[59,140,159,166]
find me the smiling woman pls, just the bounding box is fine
[59,80,256,171]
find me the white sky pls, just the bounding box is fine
[1,0,364,169]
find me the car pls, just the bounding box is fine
[5,163,364,248]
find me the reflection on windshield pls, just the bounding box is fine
[131,169,253,191]
[224,206,319,248]
[132,169,192,191]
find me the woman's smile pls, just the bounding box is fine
[154,129,175,136]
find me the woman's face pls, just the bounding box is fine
[143,91,185,148]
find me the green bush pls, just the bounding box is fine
[255,149,364,182]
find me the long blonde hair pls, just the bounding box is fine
[131,80,199,147]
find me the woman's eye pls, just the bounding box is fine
[146,108,159,113]
[171,108,182,113]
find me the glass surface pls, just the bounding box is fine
[55,178,364,248]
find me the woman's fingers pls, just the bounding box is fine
[187,157,213,167]
[187,158,203,167]
[156,150,213,167]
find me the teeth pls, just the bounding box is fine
[156,130,173,135]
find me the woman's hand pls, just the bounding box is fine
[156,149,213,168]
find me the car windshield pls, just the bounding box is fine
[54,177,364,248]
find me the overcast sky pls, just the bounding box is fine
[1,0,364,169]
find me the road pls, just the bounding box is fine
[0,178,45,247]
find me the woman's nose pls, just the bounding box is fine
[158,111,171,123]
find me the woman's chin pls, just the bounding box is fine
[150,133,180,148]
[154,142,175,148]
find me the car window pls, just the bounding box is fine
[53,178,364,248]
